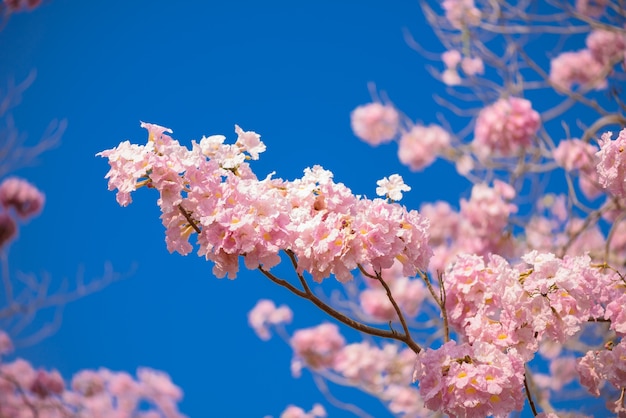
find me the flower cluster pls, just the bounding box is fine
[444,251,620,362]
[248,299,293,341]
[553,138,601,200]
[441,50,484,86]
[577,339,626,397]
[290,323,345,372]
[350,103,400,146]
[276,318,428,415]
[524,194,607,258]
[548,26,625,93]
[413,340,526,417]
[586,29,626,66]
[397,124,452,171]
[596,128,626,198]
[424,180,518,273]
[472,97,541,158]
[279,403,326,418]
[99,123,432,282]
[549,50,608,91]
[441,0,480,30]
[0,331,185,417]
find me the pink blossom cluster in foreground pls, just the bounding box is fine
[414,340,525,417]
[251,243,626,416]
[596,128,626,198]
[0,177,45,249]
[98,122,432,282]
[444,251,624,356]
[0,331,185,417]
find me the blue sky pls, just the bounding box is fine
[0,1,560,416]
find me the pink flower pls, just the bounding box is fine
[441,0,480,29]
[398,124,451,171]
[577,340,626,396]
[97,140,155,206]
[138,368,182,399]
[0,177,45,219]
[604,292,626,334]
[248,299,293,340]
[553,139,597,172]
[234,124,266,159]
[375,174,411,201]
[441,50,463,85]
[414,341,525,417]
[586,29,626,66]
[29,369,65,398]
[596,129,626,198]
[459,181,517,251]
[197,134,226,157]
[101,125,432,283]
[383,386,429,416]
[473,97,540,158]
[290,323,345,370]
[442,50,462,68]
[280,403,326,418]
[549,50,608,91]
[350,103,399,146]
[461,56,484,76]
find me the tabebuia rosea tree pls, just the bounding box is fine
[100,0,626,416]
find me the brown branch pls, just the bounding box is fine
[524,370,539,416]
[361,264,414,341]
[177,204,201,234]
[258,253,422,354]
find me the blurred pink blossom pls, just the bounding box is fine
[398,124,451,171]
[0,177,45,219]
[280,403,326,418]
[248,299,293,341]
[549,50,608,91]
[586,29,626,65]
[350,103,399,146]
[441,0,480,29]
[290,323,345,370]
[473,97,540,158]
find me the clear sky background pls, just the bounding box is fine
[0,1,552,416]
